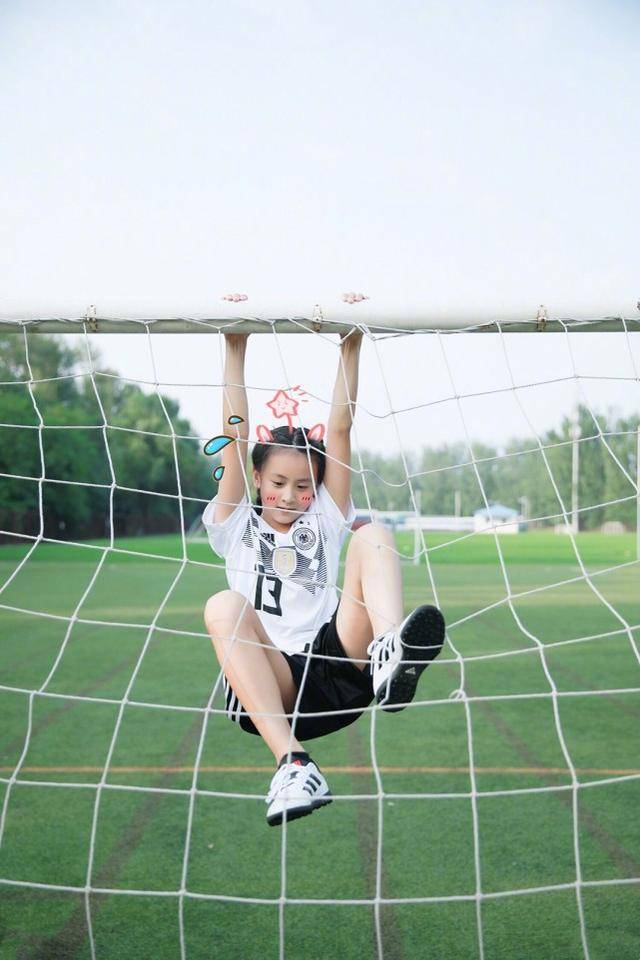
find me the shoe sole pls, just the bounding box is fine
[267,794,333,827]
[376,605,445,713]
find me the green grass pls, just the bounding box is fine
[0,531,638,959]
[0,528,635,568]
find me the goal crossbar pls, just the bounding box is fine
[1,312,639,334]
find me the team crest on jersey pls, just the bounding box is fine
[292,526,317,551]
[272,546,298,578]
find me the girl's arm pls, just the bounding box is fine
[213,333,251,524]
[323,329,363,518]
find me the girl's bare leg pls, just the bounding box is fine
[204,590,305,760]
[336,522,405,666]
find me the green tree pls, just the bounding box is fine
[0,333,211,541]
[601,412,639,530]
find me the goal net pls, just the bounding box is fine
[0,311,638,960]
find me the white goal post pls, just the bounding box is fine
[0,300,639,333]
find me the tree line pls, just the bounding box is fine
[0,333,637,541]
[0,333,211,542]
[355,407,638,531]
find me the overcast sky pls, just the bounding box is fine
[1,0,638,452]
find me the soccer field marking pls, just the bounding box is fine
[2,764,639,775]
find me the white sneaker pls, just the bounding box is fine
[265,760,332,826]
[367,605,445,712]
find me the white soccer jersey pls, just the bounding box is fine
[202,484,356,654]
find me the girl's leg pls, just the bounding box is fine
[204,589,305,760]
[336,522,404,667]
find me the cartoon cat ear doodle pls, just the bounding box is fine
[257,422,325,443]
[256,425,274,443]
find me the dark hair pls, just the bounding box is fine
[251,425,326,515]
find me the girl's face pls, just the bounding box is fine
[253,449,318,530]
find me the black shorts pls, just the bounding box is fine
[222,605,374,741]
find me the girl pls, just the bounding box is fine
[203,329,445,826]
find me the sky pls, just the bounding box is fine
[1,0,638,453]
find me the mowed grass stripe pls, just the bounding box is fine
[2,653,142,758]
[345,722,404,960]
[1,531,639,959]
[3,765,639,776]
[465,683,640,883]
[14,713,204,960]
[0,529,636,566]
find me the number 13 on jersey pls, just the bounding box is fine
[254,560,283,617]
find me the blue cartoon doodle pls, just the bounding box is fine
[204,415,245,480]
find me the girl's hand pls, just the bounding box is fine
[341,292,368,304]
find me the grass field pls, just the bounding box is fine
[0,530,638,959]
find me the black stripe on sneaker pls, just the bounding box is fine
[378,605,445,713]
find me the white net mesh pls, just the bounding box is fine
[0,315,638,959]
